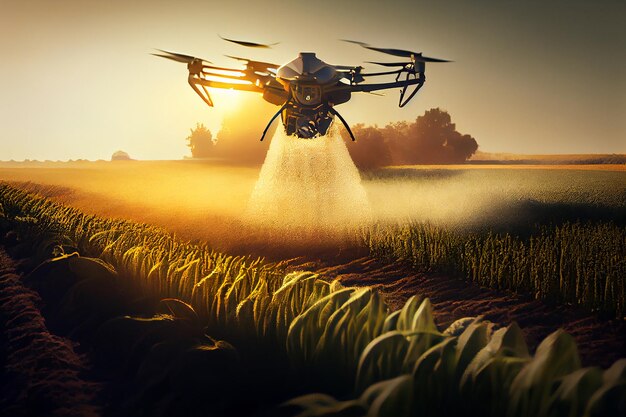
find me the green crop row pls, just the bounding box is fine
[364,221,626,318]
[288,318,626,417]
[0,183,624,417]
[0,184,388,389]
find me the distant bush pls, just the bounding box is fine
[111,150,132,161]
[341,108,479,169]
[340,124,393,170]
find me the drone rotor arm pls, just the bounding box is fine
[360,69,403,77]
[187,75,266,108]
[339,75,425,107]
[347,77,421,93]
[195,63,276,90]
[190,76,263,92]
[199,69,248,81]
[201,64,247,73]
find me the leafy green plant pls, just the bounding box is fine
[364,221,626,317]
[2,183,625,417]
[286,323,625,417]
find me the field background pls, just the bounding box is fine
[1,160,625,415]
[1,159,624,255]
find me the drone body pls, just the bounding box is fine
[154,37,449,141]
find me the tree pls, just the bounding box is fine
[340,124,392,169]
[382,121,410,164]
[385,108,478,164]
[446,132,479,163]
[341,108,478,167]
[186,123,214,158]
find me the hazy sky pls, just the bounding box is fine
[1,0,624,160]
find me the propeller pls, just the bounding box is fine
[341,39,369,48]
[342,40,450,62]
[219,35,278,48]
[154,49,249,76]
[366,61,410,67]
[413,55,450,63]
[152,49,212,64]
[225,55,279,72]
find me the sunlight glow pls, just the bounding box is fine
[210,88,243,111]
[203,75,252,84]
[202,69,246,77]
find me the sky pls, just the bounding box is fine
[1,0,624,161]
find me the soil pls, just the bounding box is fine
[0,248,100,416]
[287,251,626,369]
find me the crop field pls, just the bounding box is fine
[1,160,624,245]
[0,160,625,417]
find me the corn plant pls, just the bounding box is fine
[2,183,625,417]
[364,221,626,317]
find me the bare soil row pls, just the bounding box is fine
[288,252,626,369]
[0,248,100,416]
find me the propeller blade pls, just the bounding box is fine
[153,49,212,64]
[415,55,451,63]
[362,45,416,58]
[225,55,279,72]
[340,39,369,47]
[343,41,451,62]
[225,55,251,62]
[365,47,451,62]
[343,41,415,58]
[219,35,278,48]
[152,53,187,63]
[366,61,408,67]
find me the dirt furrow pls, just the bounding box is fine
[0,248,101,416]
[294,255,626,369]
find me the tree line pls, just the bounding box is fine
[187,108,478,168]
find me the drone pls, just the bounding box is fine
[154,36,450,141]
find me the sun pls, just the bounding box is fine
[209,88,243,112]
